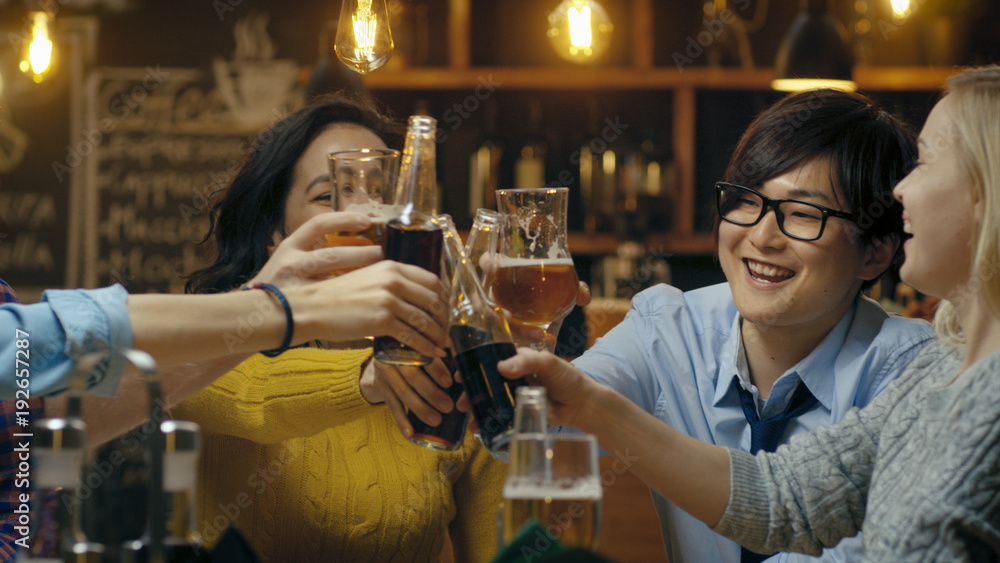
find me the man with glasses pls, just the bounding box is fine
[566,90,934,563]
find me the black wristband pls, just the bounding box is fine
[242,283,294,357]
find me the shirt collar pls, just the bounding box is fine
[711,297,860,413]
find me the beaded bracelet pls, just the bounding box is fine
[242,283,294,357]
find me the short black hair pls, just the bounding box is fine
[720,89,917,290]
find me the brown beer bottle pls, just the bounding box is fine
[448,223,529,453]
[374,115,443,366]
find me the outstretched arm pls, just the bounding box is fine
[40,212,450,445]
[496,348,732,526]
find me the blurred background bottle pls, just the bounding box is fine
[468,99,503,216]
[514,99,546,189]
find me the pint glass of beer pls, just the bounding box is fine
[324,148,401,256]
[494,188,579,350]
[501,433,603,549]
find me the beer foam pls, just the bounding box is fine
[343,202,396,218]
[497,257,575,268]
[502,479,602,501]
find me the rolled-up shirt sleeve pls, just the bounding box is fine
[2,285,133,399]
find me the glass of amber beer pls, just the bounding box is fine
[494,188,578,350]
[501,433,603,549]
[324,148,401,257]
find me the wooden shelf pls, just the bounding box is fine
[362,0,957,257]
[361,66,960,92]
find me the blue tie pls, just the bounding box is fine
[736,380,818,563]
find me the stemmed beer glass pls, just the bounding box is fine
[493,188,579,350]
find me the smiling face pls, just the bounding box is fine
[893,96,977,300]
[279,123,388,242]
[718,158,888,333]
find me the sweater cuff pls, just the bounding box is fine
[711,448,774,553]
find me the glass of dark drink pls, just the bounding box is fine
[494,188,579,350]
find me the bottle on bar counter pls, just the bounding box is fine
[121,421,208,563]
[21,417,104,563]
[404,214,470,451]
[374,115,444,366]
[448,221,529,453]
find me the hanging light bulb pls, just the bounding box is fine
[889,0,911,20]
[334,0,394,74]
[20,11,54,83]
[547,0,613,64]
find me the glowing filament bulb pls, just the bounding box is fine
[890,0,910,18]
[352,0,377,55]
[568,4,593,51]
[27,12,53,79]
[335,0,393,74]
[547,0,612,64]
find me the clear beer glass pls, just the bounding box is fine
[500,433,603,549]
[493,188,579,350]
[324,148,401,261]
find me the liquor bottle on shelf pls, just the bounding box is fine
[468,100,503,218]
[404,215,470,451]
[121,420,209,563]
[20,418,104,562]
[513,99,546,190]
[448,225,529,453]
[374,115,444,366]
[577,97,616,233]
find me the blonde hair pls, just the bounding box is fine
[933,66,1000,346]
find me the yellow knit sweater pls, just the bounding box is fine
[172,347,506,563]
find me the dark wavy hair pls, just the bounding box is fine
[185,92,404,294]
[718,88,918,290]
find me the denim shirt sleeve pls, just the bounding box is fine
[1,285,133,399]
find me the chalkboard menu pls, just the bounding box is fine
[79,67,256,294]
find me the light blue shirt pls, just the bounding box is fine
[2,285,133,399]
[572,282,934,563]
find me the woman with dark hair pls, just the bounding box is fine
[175,93,506,562]
[501,66,1000,562]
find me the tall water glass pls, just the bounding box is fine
[494,188,579,350]
[500,433,603,549]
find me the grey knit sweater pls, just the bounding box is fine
[713,340,1000,561]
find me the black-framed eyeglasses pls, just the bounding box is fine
[715,182,855,242]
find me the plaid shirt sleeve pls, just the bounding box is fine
[0,279,44,562]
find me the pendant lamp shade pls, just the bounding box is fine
[772,0,857,92]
